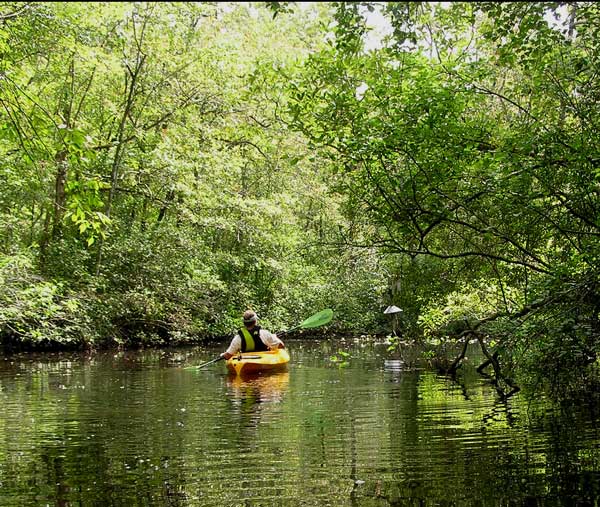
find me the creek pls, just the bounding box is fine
[1,338,599,506]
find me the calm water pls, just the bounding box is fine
[1,339,599,506]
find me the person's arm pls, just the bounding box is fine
[221,335,241,359]
[274,333,285,349]
[262,329,285,349]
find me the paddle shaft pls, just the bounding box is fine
[278,325,301,337]
[186,355,224,369]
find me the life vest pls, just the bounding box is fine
[239,325,269,352]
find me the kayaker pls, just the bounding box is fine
[220,310,285,360]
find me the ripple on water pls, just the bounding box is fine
[1,346,600,506]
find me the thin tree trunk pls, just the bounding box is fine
[94,53,146,275]
[51,150,68,239]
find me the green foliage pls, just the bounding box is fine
[284,1,600,396]
[329,349,350,368]
[1,1,599,401]
[0,1,383,350]
[265,2,295,19]
[64,179,111,247]
[0,254,97,348]
[418,282,522,342]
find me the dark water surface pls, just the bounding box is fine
[1,339,599,506]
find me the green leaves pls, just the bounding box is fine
[330,349,350,368]
[265,2,295,19]
[0,253,93,347]
[65,179,111,247]
[2,0,597,391]
[0,1,360,348]
[281,1,600,393]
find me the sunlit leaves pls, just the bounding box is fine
[65,179,111,247]
[0,1,374,348]
[283,1,600,394]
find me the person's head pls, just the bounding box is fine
[243,310,258,328]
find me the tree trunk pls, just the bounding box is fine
[51,150,68,240]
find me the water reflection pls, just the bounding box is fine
[0,342,599,506]
[225,372,289,436]
[226,371,290,404]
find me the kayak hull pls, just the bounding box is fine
[226,349,290,376]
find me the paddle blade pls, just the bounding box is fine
[300,308,334,329]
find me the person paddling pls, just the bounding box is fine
[220,310,285,360]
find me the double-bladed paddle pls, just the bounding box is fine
[184,308,334,370]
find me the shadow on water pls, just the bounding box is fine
[0,340,599,506]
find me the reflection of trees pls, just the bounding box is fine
[2,346,600,505]
[361,371,535,503]
[530,403,600,503]
[0,351,201,505]
[441,360,518,428]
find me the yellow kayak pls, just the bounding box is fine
[226,349,290,376]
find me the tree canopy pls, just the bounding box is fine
[1,1,599,398]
